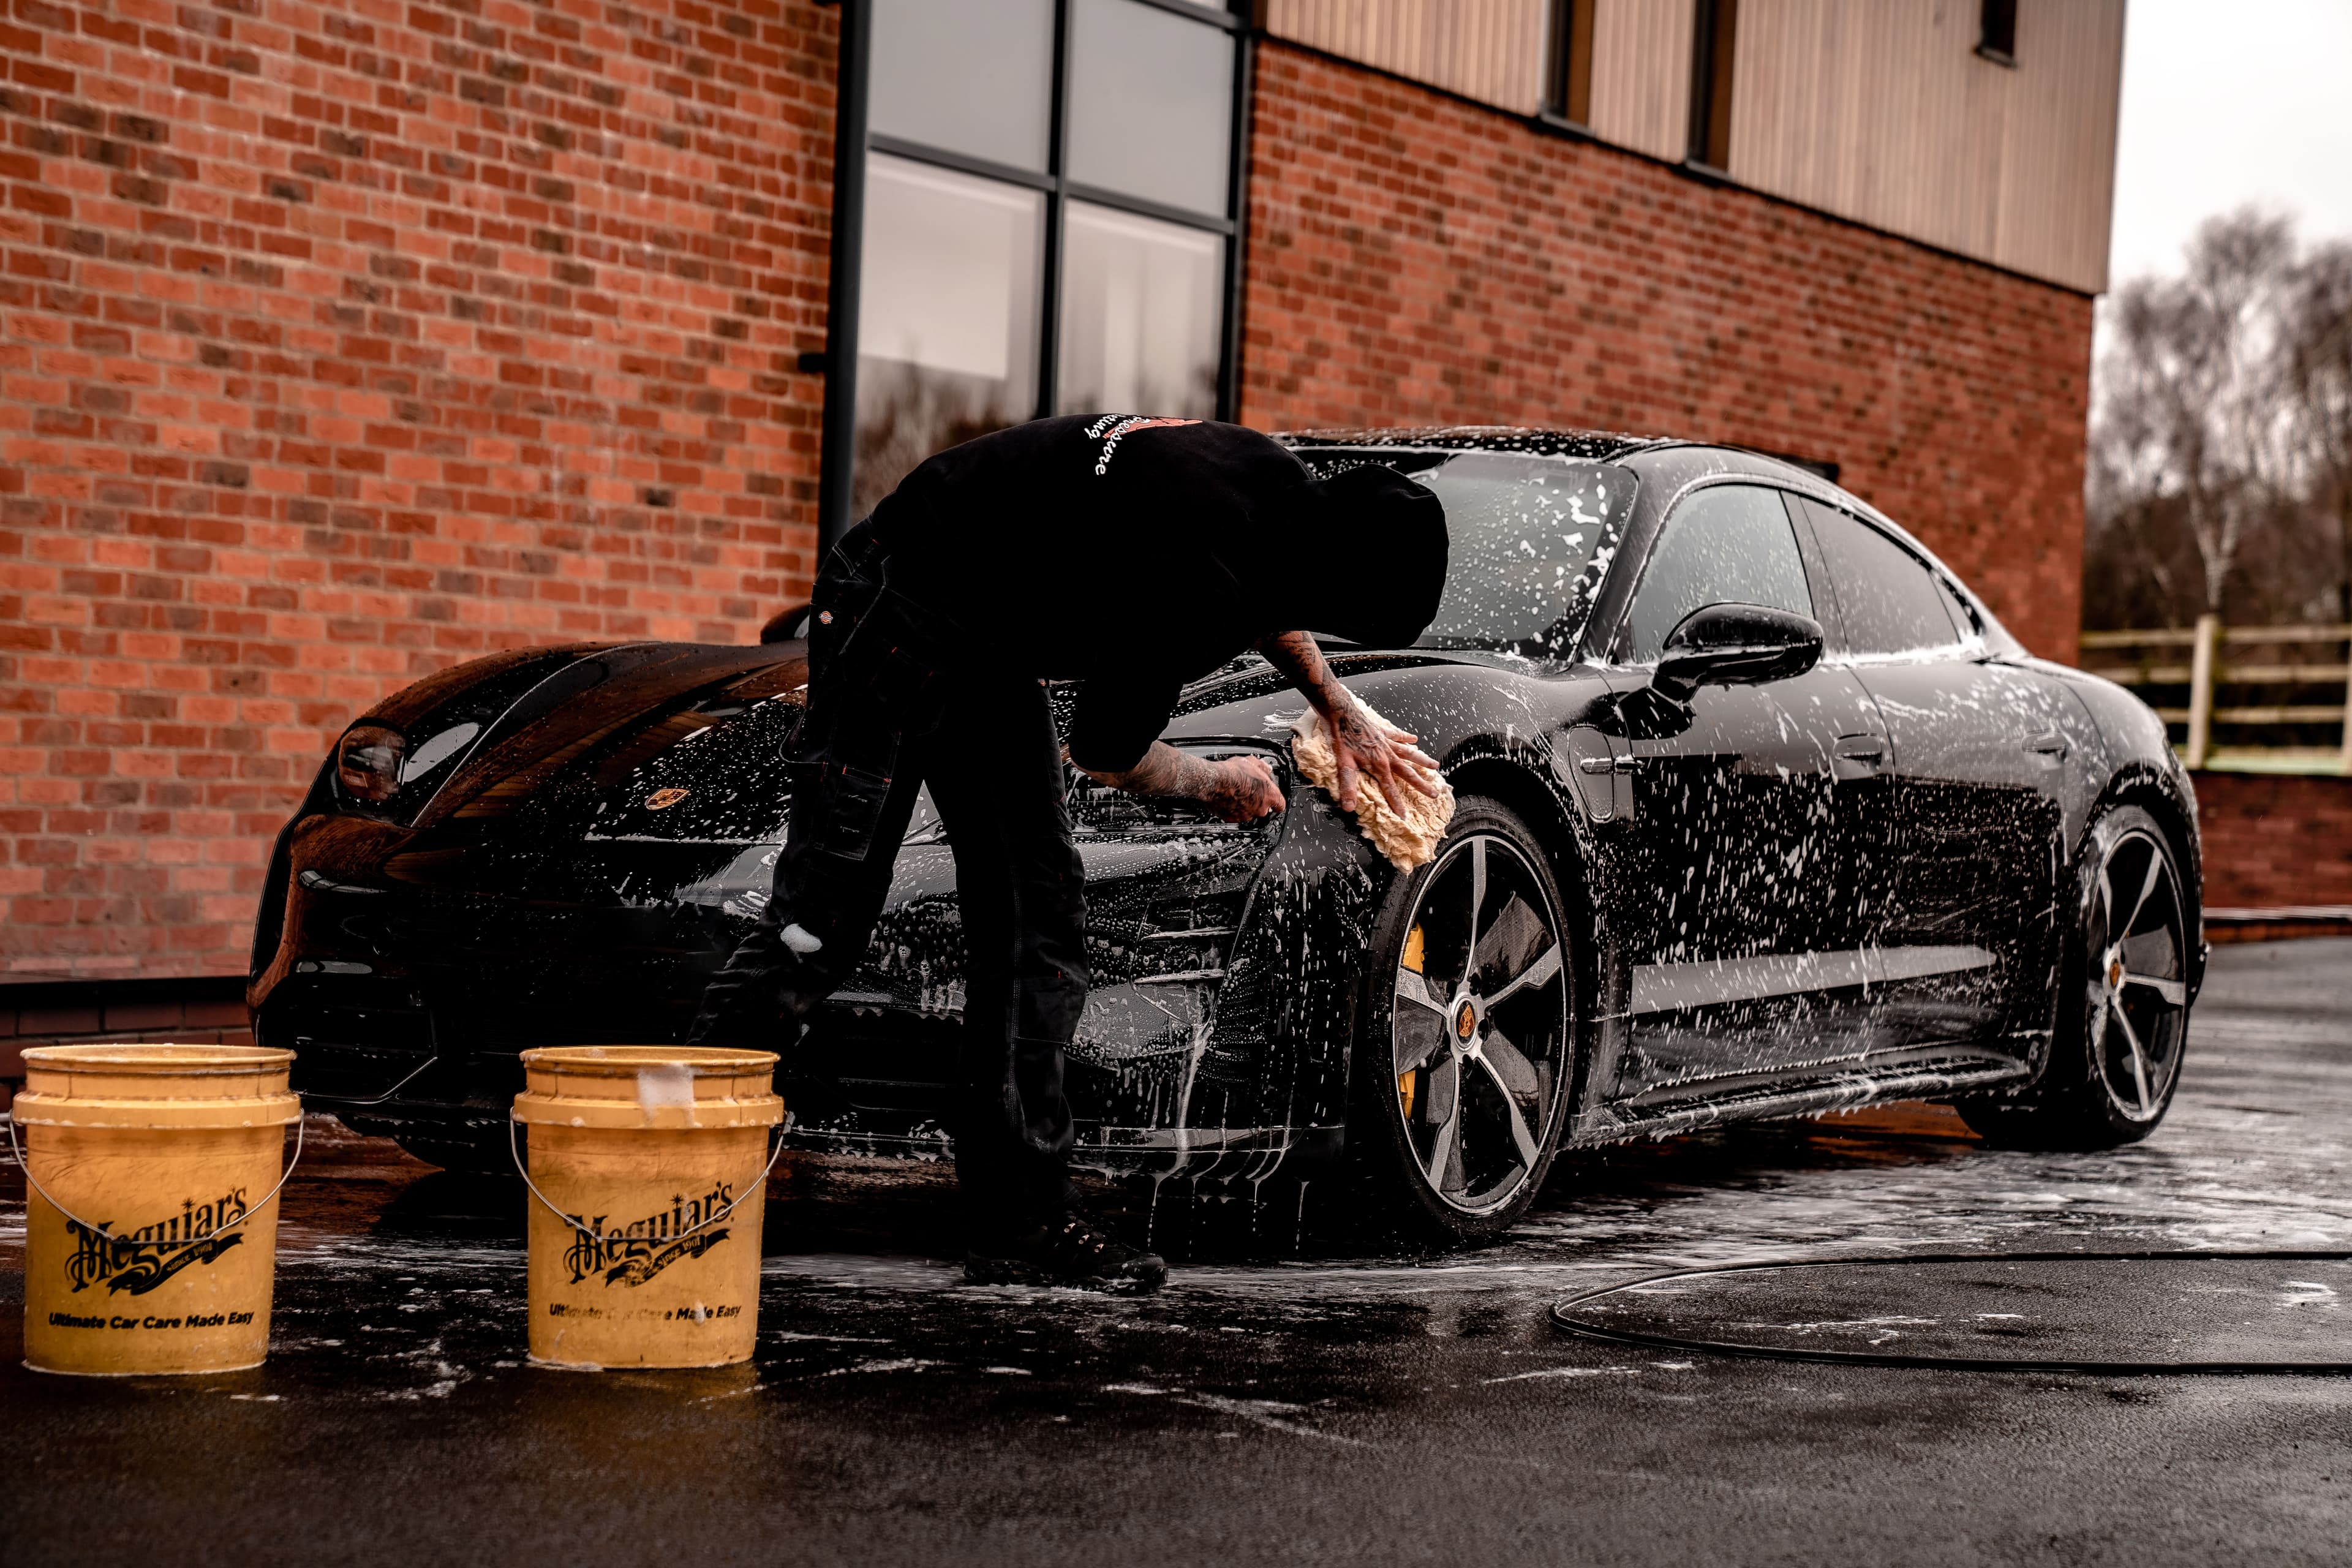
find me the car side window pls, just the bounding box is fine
[1932,573,1982,644]
[1619,484,1814,663]
[1797,497,1960,657]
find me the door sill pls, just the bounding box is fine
[1578,1053,2030,1143]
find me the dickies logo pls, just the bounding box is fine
[1085,415,1200,475]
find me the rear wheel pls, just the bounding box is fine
[1961,804,2193,1150]
[363,1120,512,1175]
[1348,798,1577,1244]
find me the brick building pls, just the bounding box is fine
[0,0,2128,984]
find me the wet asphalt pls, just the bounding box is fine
[7,938,2352,1567]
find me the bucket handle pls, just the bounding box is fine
[3,1113,305,1248]
[507,1116,789,1247]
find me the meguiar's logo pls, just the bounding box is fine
[562,1180,735,1288]
[64,1188,250,1297]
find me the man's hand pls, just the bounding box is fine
[1197,754,1285,823]
[1078,743,1284,824]
[1257,631,1441,815]
[1321,690,1440,816]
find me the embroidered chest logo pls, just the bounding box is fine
[1085,414,1200,476]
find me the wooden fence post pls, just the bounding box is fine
[2341,627,2352,777]
[2185,613,2219,770]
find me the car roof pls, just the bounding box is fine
[1276,427,1849,488]
[1275,427,2021,652]
[1275,426,1672,462]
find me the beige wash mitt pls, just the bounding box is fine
[1291,703,1456,872]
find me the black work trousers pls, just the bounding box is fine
[690,524,1090,1240]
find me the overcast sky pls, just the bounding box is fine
[2106,0,2352,287]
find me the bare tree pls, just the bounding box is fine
[852,361,1020,518]
[2090,211,2301,619]
[2282,239,2352,623]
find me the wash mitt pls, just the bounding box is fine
[1291,703,1455,871]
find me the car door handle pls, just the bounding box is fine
[2025,733,2069,761]
[1833,735,1885,780]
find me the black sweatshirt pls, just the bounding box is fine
[871,415,1325,773]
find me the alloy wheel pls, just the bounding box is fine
[2086,826,2190,1123]
[1390,832,1572,1215]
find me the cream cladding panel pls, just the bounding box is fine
[1727,0,2123,292]
[1260,0,2122,293]
[1261,0,1548,114]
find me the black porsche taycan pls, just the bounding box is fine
[251,429,2204,1242]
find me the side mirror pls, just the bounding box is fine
[1653,603,1823,701]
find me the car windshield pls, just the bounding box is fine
[1300,450,1636,658]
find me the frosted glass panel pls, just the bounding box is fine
[1066,0,1235,216]
[869,0,1055,171]
[856,154,1044,511]
[1056,201,1222,417]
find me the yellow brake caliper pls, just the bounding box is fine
[1398,924,1426,1118]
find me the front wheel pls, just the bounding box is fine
[1961,803,2194,1150]
[1347,798,1578,1244]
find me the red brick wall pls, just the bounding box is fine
[2,27,2108,980]
[0,976,251,1109]
[2194,772,2352,913]
[1,0,838,978]
[1237,43,2090,665]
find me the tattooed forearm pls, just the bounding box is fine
[1255,630,1441,813]
[1259,630,1379,746]
[1256,631,1348,713]
[1082,741,1219,801]
[1078,741,1284,824]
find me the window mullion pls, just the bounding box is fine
[865,134,1055,193]
[1215,26,1251,422]
[1036,0,1072,421]
[1060,182,1237,236]
[816,0,876,556]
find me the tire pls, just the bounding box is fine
[382,1123,513,1175]
[1346,797,1578,1245]
[1960,803,2195,1150]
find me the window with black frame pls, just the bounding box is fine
[1977,0,2018,66]
[850,0,1244,516]
[1544,0,1595,127]
[1687,0,1738,171]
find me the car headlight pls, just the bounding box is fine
[335,723,405,804]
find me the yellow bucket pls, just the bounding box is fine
[511,1046,783,1370]
[11,1044,302,1376]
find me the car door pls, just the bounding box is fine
[1792,496,2078,1056]
[1595,481,1896,1099]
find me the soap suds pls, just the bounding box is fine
[1291,704,1455,872]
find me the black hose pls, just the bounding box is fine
[1549,1249,2352,1375]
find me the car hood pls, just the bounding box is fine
[374,640,1517,835]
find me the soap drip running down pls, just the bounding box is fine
[1290,703,1455,871]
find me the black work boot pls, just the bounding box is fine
[965,1214,1169,1295]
